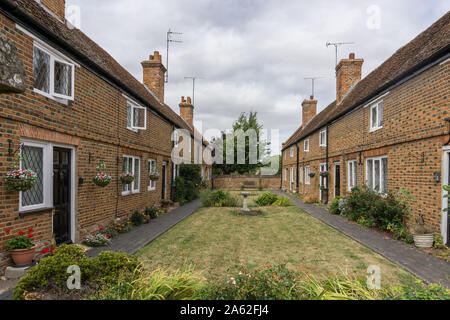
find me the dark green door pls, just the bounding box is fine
[53,148,71,244]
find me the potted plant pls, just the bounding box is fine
[149,171,160,181]
[93,161,112,187]
[5,153,37,192]
[411,213,434,248]
[5,228,37,266]
[120,172,135,184]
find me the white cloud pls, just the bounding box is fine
[67,0,448,154]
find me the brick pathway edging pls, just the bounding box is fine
[276,190,450,288]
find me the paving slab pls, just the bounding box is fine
[276,190,450,288]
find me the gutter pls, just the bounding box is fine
[282,45,450,152]
[0,0,186,132]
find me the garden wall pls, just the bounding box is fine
[213,175,281,190]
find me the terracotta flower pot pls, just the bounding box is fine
[9,246,37,267]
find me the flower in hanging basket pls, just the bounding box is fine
[120,172,135,184]
[5,168,37,192]
[149,172,160,181]
[93,172,112,187]
[308,172,316,178]
[319,171,329,177]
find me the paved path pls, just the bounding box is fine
[87,199,202,257]
[276,190,450,288]
[0,199,202,300]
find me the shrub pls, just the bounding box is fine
[343,187,410,239]
[174,164,203,205]
[145,206,163,219]
[93,264,205,300]
[387,280,450,300]
[303,196,319,204]
[198,264,302,300]
[255,192,278,206]
[200,190,238,207]
[329,197,342,215]
[272,195,291,207]
[13,245,142,300]
[130,210,145,226]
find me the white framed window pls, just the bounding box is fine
[290,147,295,158]
[122,155,140,195]
[347,160,357,191]
[126,100,147,131]
[290,167,295,184]
[173,130,180,148]
[319,129,327,147]
[366,156,388,193]
[284,168,288,181]
[300,166,303,184]
[370,101,383,132]
[19,141,53,211]
[33,43,74,101]
[304,139,310,152]
[148,159,157,191]
[305,166,311,185]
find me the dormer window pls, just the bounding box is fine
[33,44,74,101]
[370,101,383,132]
[126,100,147,131]
[319,129,327,147]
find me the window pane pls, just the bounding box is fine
[349,162,353,188]
[126,104,132,128]
[382,158,388,193]
[371,106,377,128]
[122,157,128,192]
[378,102,383,127]
[54,61,72,96]
[374,160,380,191]
[353,162,357,187]
[133,158,140,191]
[33,47,50,93]
[367,160,373,190]
[22,146,44,207]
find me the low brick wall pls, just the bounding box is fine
[213,175,281,190]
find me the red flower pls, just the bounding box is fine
[106,235,110,238]
[41,248,50,254]
[18,231,24,236]
[28,228,33,232]
[27,233,34,238]
[99,228,103,231]
[5,229,10,235]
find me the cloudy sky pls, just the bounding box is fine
[67,0,448,154]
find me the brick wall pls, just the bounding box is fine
[214,175,281,190]
[283,59,449,233]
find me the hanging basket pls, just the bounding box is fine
[120,173,135,185]
[93,173,112,187]
[149,173,160,181]
[5,169,37,192]
[319,172,329,177]
[308,173,316,178]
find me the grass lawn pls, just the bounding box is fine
[136,201,416,287]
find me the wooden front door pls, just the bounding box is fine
[161,162,167,200]
[335,163,341,197]
[53,148,71,244]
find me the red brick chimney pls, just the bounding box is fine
[141,51,167,103]
[336,53,364,104]
[179,96,194,128]
[41,0,66,21]
[301,95,317,126]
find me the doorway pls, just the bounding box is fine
[53,147,71,244]
[443,147,450,245]
[334,163,341,198]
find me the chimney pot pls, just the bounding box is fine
[349,53,355,59]
[310,95,314,100]
[187,97,192,104]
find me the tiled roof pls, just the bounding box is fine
[283,11,450,150]
[8,0,199,136]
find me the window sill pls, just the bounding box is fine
[369,126,383,133]
[19,206,54,218]
[34,88,72,105]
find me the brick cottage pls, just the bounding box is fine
[0,0,212,272]
[281,12,450,243]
